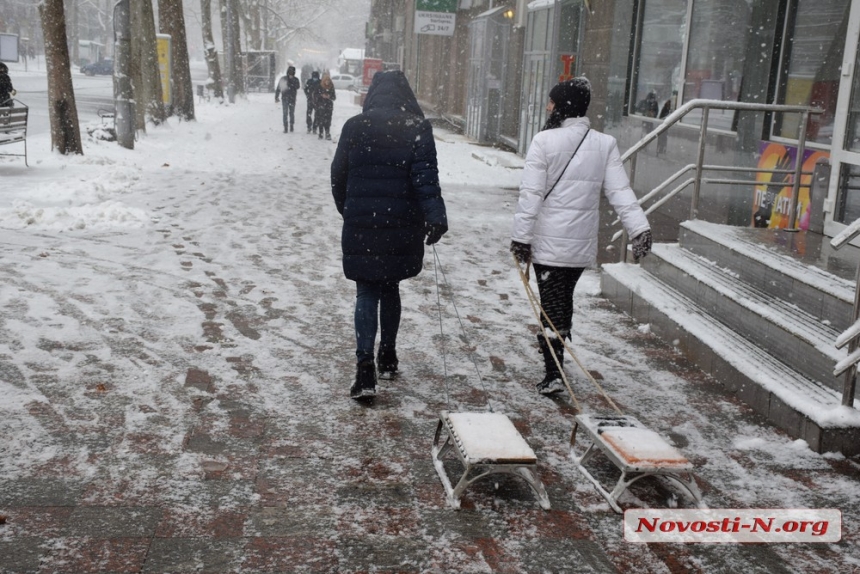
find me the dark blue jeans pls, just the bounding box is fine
[354,281,401,363]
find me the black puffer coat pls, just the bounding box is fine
[331,71,447,283]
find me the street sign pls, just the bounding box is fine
[415,0,457,37]
[0,33,19,62]
[156,34,172,106]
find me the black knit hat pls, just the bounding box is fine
[549,77,591,119]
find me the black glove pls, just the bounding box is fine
[510,241,531,265]
[631,229,652,261]
[425,223,447,245]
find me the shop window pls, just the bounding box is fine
[775,0,850,145]
[682,0,752,130]
[631,0,687,118]
[845,30,860,153]
[557,1,582,80]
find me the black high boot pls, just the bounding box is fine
[536,335,565,395]
[377,347,398,380]
[350,359,377,399]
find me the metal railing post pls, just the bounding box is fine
[786,110,809,231]
[844,263,860,406]
[620,154,639,262]
[690,106,709,220]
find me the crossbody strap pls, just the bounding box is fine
[544,128,590,201]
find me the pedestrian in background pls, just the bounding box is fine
[316,73,336,140]
[331,70,448,400]
[304,70,320,134]
[510,77,652,395]
[275,66,300,133]
[0,63,16,107]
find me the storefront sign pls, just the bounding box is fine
[751,141,829,230]
[559,54,576,82]
[415,0,457,36]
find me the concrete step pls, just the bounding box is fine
[644,242,844,392]
[601,261,860,455]
[679,220,855,332]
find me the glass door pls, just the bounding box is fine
[828,1,860,230]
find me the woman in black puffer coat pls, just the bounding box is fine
[331,71,448,400]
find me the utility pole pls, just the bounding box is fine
[226,0,235,103]
[113,0,134,149]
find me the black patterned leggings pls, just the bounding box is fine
[533,263,585,340]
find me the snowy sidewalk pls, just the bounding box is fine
[0,91,858,572]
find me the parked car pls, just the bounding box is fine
[330,73,359,91]
[81,59,114,76]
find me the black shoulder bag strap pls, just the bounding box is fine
[544,128,590,200]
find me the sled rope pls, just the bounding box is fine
[432,246,494,413]
[514,255,623,415]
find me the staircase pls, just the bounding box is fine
[601,220,860,455]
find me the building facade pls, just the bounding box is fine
[367,0,860,243]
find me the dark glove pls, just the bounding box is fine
[631,229,652,261]
[510,241,531,265]
[425,223,447,245]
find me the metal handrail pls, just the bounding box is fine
[615,99,859,408]
[830,217,860,407]
[616,99,823,260]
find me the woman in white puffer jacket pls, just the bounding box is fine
[511,77,652,395]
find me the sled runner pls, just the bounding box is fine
[570,414,704,513]
[432,411,551,510]
[430,247,551,510]
[514,256,705,513]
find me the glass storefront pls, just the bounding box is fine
[683,0,752,130]
[775,0,850,145]
[631,0,687,119]
[518,0,584,155]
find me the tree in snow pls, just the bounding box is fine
[158,0,196,120]
[39,0,84,155]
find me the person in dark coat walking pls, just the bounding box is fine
[315,73,336,140]
[275,66,300,132]
[0,63,16,107]
[304,70,321,134]
[331,71,448,400]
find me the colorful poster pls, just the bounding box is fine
[751,142,829,229]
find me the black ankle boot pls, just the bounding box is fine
[536,335,565,395]
[377,347,398,380]
[350,359,377,399]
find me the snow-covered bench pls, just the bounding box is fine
[0,100,28,166]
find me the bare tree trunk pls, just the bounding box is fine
[65,0,79,65]
[219,0,244,96]
[158,0,195,120]
[248,0,262,51]
[139,0,167,125]
[40,0,83,155]
[201,0,224,98]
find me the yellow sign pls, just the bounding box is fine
[156,34,172,106]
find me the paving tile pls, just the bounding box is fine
[142,537,243,573]
[0,537,46,574]
[62,506,162,538]
[155,507,247,538]
[242,537,337,572]
[40,537,151,574]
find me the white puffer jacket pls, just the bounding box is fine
[511,116,649,268]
